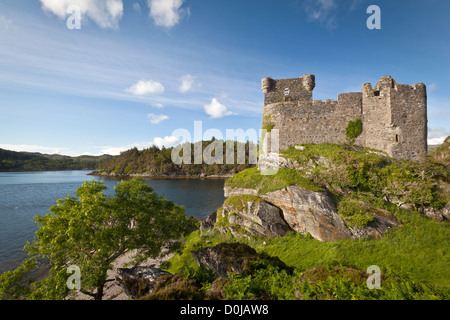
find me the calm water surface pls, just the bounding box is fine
[0,171,225,274]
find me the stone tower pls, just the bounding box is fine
[261,74,427,161]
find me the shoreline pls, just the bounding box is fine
[88,172,233,179]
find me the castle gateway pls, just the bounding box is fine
[261,74,428,161]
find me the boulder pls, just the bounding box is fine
[262,186,352,242]
[191,243,291,278]
[221,199,291,238]
[116,266,171,299]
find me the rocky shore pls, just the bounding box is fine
[72,250,173,300]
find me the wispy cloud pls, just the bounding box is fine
[97,136,179,155]
[148,113,169,124]
[39,0,124,29]
[428,83,439,91]
[0,15,14,30]
[302,0,338,29]
[148,0,189,28]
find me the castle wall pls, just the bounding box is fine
[264,92,363,151]
[261,74,427,161]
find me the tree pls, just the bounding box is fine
[0,178,196,300]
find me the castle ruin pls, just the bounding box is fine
[261,74,428,161]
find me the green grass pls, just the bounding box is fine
[225,167,324,195]
[162,142,450,300]
[257,207,450,288]
[164,204,450,294]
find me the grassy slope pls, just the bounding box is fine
[165,143,450,298]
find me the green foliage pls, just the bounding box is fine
[224,195,264,211]
[225,167,324,195]
[1,178,196,300]
[280,144,448,210]
[0,258,37,300]
[262,115,275,133]
[221,263,450,300]
[345,118,363,143]
[139,274,204,300]
[337,198,376,228]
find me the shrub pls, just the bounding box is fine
[345,118,363,142]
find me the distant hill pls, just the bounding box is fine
[430,136,450,166]
[0,148,112,172]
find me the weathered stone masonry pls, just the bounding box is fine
[261,74,427,161]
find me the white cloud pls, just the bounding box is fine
[148,113,169,124]
[151,136,180,148]
[0,144,68,154]
[179,74,196,93]
[97,136,180,155]
[204,98,233,119]
[148,0,188,28]
[39,0,124,29]
[126,80,165,96]
[428,127,450,145]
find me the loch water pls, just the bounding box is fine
[0,171,225,274]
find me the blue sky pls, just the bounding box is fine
[0,0,449,156]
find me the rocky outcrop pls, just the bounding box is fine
[345,205,400,239]
[224,187,258,198]
[220,185,400,242]
[261,186,351,242]
[220,198,291,238]
[191,243,291,278]
[200,211,217,230]
[421,204,450,222]
[116,266,170,299]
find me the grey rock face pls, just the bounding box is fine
[224,187,258,198]
[191,243,290,278]
[262,186,351,242]
[116,266,170,299]
[222,199,291,238]
[220,184,402,242]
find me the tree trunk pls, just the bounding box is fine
[94,284,104,300]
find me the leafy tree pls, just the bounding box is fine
[0,178,197,300]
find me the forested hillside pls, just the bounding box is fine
[0,148,112,172]
[93,139,257,177]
